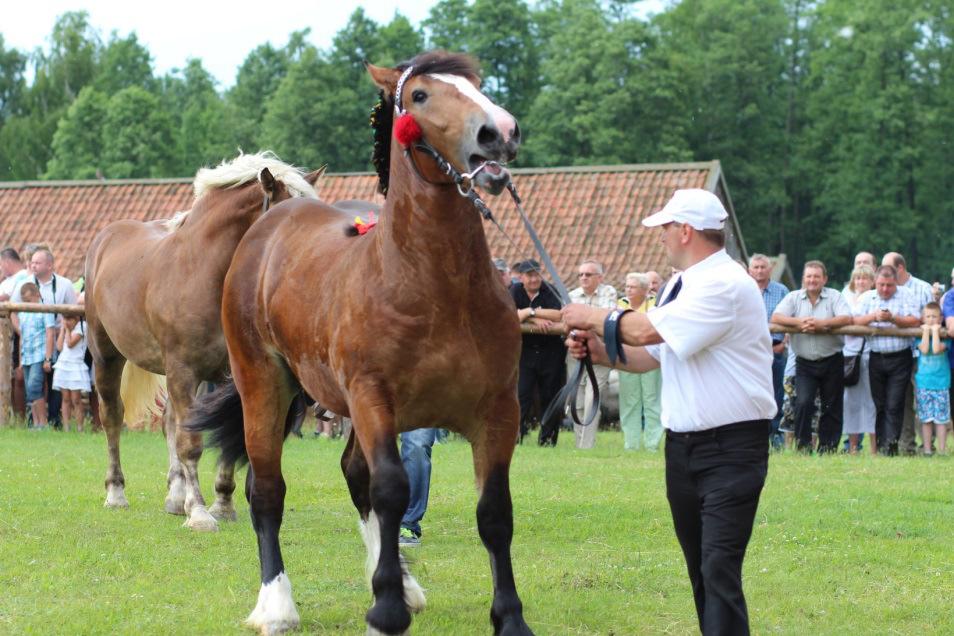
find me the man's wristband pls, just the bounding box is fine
[604,309,632,367]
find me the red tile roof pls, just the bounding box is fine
[0,161,744,291]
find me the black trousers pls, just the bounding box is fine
[517,348,566,446]
[794,353,844,453]
[869,350,913,455]
[666,420,768,636]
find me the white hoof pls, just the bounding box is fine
[184,505,219,532]
[209,500,238,522]
[246,572,300,636]
[104,484,129,509]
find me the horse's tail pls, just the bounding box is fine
[119,362,166,428]
[185,379,308,468]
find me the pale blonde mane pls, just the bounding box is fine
[166,151,320,230]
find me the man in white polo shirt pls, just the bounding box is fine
[562,188,776,635]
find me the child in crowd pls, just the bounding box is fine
[53,314,91,432]
[13,283,55,429]
[915,302,950,455]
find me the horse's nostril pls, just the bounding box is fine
[477,126,498,146]
[512,122,521,143]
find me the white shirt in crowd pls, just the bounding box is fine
[0,268,30,298]
[12,273,77,305]
[645,249,777,432]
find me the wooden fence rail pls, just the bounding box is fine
[0,302,948,424]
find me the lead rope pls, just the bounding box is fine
[410,142,600,428]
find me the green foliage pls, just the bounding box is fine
[1,2,953,277]
[44,87,108,179]
[0,428,952,634]
[101,87,175,178]
[0,34,27,121]
[93,32,155,95]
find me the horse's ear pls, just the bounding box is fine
[305,165,327,186]
[259,167,277,194]
[365,61,401,95]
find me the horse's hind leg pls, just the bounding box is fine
[471,393,533,635]
[162,402,186,515]
[209,460,237,522]
[166,370,218,531]
[341,429,425,616]
[96,353,129,508]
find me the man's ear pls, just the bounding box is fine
[365,61,402,96]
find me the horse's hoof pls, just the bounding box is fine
[246,572,300,636]
[209,501,237,522]
[104,484,129,509]
[164,497,186,516]
[184,505,219,532]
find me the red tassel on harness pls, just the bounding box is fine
[394,113,422,147]
[353,212,377,235]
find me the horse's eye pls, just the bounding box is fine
[412,90,427,104]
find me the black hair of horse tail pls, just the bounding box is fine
[184,381,308,468]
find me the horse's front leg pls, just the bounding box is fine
[349,382,413,636]
[167,370,218,531]
[95,354,129,508]
[472,392,533,635]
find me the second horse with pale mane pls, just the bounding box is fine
[187,51,532,635]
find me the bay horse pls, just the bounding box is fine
[84,152,321,531]
[187,51,532,635]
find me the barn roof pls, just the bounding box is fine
[0,160,745,290]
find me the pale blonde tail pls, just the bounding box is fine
[120,362,167,431]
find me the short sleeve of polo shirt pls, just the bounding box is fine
[832,290,852,316]
[647,276,734,361]
[942,290,954,321]
[773,290,797,317]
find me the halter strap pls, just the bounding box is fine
[394,66,415,114]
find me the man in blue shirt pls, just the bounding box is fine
[749,254,789,448]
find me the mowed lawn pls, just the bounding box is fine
[0,427,951,635]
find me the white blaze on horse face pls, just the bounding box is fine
[428,73,517,143]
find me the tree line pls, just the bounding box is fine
[0,0,952,282]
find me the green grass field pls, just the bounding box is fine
[0,426,951,635]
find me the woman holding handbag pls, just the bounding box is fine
[843,265,877,454]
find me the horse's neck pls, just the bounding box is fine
[377,156,493,284]
[191,187,262,237]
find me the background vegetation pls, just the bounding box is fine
[1,0,952,281]
[0,427,951,634]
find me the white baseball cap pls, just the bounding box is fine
[642,189,728,231]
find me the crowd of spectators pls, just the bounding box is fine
[3,241,952,458]
[510,249,952,456]
[1,244,94,431]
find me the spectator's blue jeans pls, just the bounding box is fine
[769,350,786,447]
[23,361,45,404]
[400,427,438,536]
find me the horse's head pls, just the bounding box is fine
[258,165,324,208]
[367,51,520,196]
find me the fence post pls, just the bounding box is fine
[0,313,11,426]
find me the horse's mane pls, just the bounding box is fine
[194,151,319,200]
[164,151,319,231]
[371,51,481,197]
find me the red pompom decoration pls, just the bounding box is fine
[394,113,422,147]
